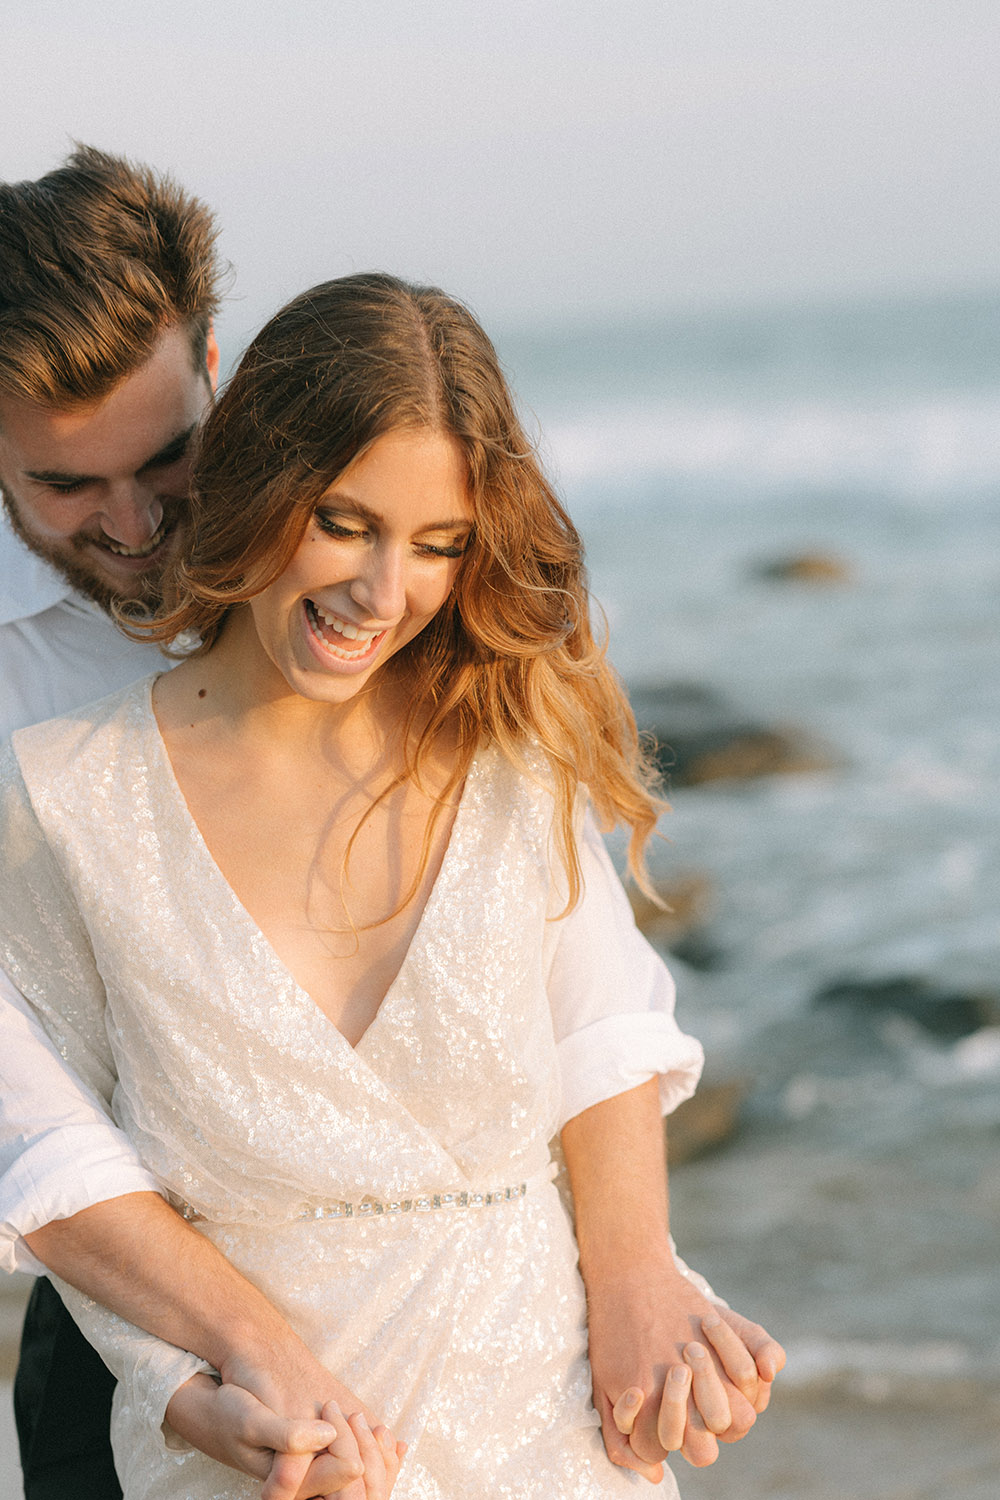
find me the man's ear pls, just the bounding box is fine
[205,323,221,394]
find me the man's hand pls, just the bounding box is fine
[167,1377,406,1500]
[25,1193,406,1494]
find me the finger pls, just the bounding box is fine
[349,1411,388,1500]
[714,1387,756,1445]
[319,1401,367,1468]
[718,1309,787,1384]
[262,1451,318,1500]
[683,1342,732,1437]
[293,1451,373,1499]
[253,1413,340,1455]
[291,1401,365,1500]
[611,1386,644,1436]
[700,1311,759,1406]
[596,1396,664,1484]
[680,1406,720,1469]
[655,1364,691,1453]
[373,1425,402,1491]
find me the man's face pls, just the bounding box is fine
[0,324,219,611]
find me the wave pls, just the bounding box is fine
[540,389,1000,507]
[779,1337,997,1403]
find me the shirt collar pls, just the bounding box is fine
[0,508,96,626]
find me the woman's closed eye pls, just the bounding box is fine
[314,513,368,541]
[416,539,469,559]
[314,511,469,558]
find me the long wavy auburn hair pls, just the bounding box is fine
[139,273,665,910]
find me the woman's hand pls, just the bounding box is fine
[561,1080,785,1481]
[585,1256,785,1477]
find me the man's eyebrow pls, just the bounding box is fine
[323,495,473,532]
[138,422,199,472]
[24,423,199,486]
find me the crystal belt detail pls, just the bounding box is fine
[175,1175,550,1225]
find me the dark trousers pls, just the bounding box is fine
[14,1276,121,1500]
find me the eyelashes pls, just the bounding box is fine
[313,512,470,559]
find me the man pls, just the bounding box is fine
[0,145,367,1500]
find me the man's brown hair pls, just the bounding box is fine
[0,144,222,407]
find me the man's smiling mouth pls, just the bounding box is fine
[96,517,171,559]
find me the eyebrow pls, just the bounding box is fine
[25,422,199,487]
[322,495,473,533]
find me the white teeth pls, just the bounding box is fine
[313,605,377,643]
[306,601,383,659]
[104,520,167,558]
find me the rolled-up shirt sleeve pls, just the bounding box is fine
[546,811,704,1130]
[0,969,161,1276]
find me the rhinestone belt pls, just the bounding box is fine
[175,1170,552,1226]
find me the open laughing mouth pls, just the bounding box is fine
[91,517,173,564]
[304,599,388,661]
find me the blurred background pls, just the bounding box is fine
[3,3,999,1495]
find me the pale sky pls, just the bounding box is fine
[5,0,999,352]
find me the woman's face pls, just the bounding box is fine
[245,427,473,705]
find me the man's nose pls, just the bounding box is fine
[98,481,163,548]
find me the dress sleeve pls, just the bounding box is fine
[0,743,212,1446]
[545,809,704,1130]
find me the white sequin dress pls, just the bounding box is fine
[0,678,704,1499]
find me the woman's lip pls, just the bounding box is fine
[302,599,388,669]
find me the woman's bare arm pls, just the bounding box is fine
[562,1079,784,1477]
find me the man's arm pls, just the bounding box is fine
[0,970,389,1489]
[31,1196,403,1499]
[0,965,320,1381]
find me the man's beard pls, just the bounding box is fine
[1,489,182,616]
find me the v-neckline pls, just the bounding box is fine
[139,676,478,1055]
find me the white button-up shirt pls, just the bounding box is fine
[0,514,167,1273]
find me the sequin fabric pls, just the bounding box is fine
[1,679,680,1498]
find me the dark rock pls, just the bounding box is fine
[666,1078,747,1164]
[629,680,838,788]
[814,976,1000,1042]
[754,551,853,584]
[627,874,726,970]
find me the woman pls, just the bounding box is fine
[0,275,782,1499]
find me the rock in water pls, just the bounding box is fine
[626,874,725,970]
[814,976,1000,1041]
[666,1078,747,1163]
[628,680,837,788]
[754,551,853,584]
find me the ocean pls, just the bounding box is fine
[3,291,995,1500]
[499,289,1000,1497]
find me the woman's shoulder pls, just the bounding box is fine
[8,673,157,791]
[467,740,575,856]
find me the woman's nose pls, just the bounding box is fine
[350,544,406,622]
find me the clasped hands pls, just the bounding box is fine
[166,1355,406,1500]
[165,1266,784,1497]
[586,1265,786,1485]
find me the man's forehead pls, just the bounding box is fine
[0,332,210,477]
